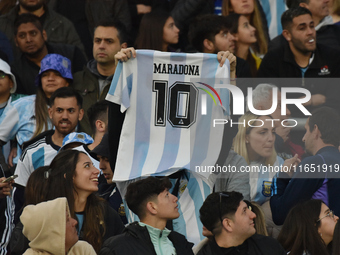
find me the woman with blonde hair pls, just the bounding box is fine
[233,112,283,205]
[222,0,268,57]
[330,0,340,24]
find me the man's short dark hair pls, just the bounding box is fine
[125,177,172,219]
[188,14,232,52]
[200,191,243,235]
[308,107,340,147]
[14,13,43,36]
[94,18,129,45]
[281,7,312,30]
[49,87,83,108]
[87,100,109,135]
[286,0,309,9]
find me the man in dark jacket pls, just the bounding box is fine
[197,191,285,255]
[268,0,340,51]
[0,0,85,57]
[72,19,128,135]
[271,107,340,225]
[99,177,194,255]
[11,14,86,95]
[258,7,340,117]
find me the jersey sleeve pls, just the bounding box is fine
[106,60,132,113]
[14,151,34,187]
[0,103,20,143]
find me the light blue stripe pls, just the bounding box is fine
[191,54,217,168]
[32,147,45,170]
[169,177,187,238]
[121,73,133,109]
[277,1,286,35]
[127,74,133,95]
[155,52,186,174]
[260,0,271,34]
[108,61,123,96]
[187,174,207,242]
[130,51,154,179]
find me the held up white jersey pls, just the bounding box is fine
[106,50,231,182]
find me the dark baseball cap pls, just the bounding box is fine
[92,133,109,158]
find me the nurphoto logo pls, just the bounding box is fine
[199,85,312,128]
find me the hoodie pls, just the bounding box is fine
[20,197,96,255]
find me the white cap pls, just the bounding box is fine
[0,58,17,93]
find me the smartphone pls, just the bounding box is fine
[2,175,18,183]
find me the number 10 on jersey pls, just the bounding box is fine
[153,80,198,128]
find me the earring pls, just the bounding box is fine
[320,233,322,237]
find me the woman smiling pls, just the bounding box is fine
[46,150,125,252]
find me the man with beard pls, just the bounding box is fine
[11,13,86,95]
[257,7,340,117]
[12,87,84,217]
[0,0,85,58]
[259,7,340,79]
[268,0,340,51]
[14,87,84,187]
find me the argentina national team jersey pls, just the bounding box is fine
[14,131,59,187]
[106,50,231,183]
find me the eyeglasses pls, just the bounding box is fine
[317,210,335,222]
[0,72,7,79]
[218,192,230,223]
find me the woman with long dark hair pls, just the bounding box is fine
[46,150,124,252]
[228,13,260,77]
[222,0,267,60]
[134,10,180,52]
[278,200,338,255]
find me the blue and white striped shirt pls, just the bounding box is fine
[106,50,230,182]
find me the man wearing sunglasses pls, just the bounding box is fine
[198,191,285,255]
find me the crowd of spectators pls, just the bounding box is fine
[1,0,340,254]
